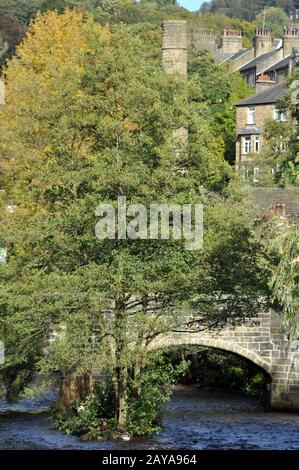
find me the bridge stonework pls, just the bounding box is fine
[150,309,299,411]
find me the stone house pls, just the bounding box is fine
[232,27,299,88]
[194,9,299,89]
[234,79,287,177]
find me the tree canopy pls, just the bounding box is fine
[202,0,296,22]
[0,10,268,434]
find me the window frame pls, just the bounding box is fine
[274,107,288,122]
[247,107,256,125]
[242,136,252,154]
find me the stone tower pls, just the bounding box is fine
[221,30,243,55]
[283,25,299,57]
[162,20,188,152]
[162,20,188,76]
[254,28,273,57]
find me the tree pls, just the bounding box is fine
[140,0,177,6]
[0,10,267,435]
[255,7,289,38]
[270,225,299,336]
[256,214,299,337]
[203,0,298,22]
[252,73,299,186]
[188,49,252,164]
[0,14,26,69]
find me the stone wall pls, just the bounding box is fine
[162,20,188,76]
[150,309,299,410]
[257,49,284,75]
[235,103,275,166]
[236,103,275,132]
[229,49,255,73]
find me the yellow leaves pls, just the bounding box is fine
[124,120,140,133]
[5,9,109,91]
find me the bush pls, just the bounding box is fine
[52,380,116,437]
[126,358,188,436]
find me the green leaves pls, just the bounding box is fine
[0,11,269,429]
[270,226,299,336]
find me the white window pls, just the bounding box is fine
[274,108,288,122]
[247,107,256,125]
[242,136,252,154]
[254,136,260,153]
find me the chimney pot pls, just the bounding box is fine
[255,74,276,93]
[274,202,287,218]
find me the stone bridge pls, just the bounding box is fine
[150,309,299,410]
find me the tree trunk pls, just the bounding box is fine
[117,366,128,429]
[115,306,128,430]
[60,372,93,405]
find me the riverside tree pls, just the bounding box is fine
[0,10,268,435]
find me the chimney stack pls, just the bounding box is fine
[162,21,188,151]
[254,28,273,57]
[283,25,299,57]
[221,29,243,55]
[162,20,188,76]
[192,28,217,54]
[255,73,276,93]
[274,203,287,218]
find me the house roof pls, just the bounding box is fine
[235,84,286,106]
[264,55,291,73]
[238,48,280,72]
[237,127,262,136]
[249,188,299,216]
[221,48,250,64]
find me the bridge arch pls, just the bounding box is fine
[148,310,299,410]
[151,336,272,376]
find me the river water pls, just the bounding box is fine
[0,385,298,450]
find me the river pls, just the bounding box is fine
[0,385,298,450]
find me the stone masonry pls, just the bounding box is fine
[235,102,276,168]
[150,309,299,411]
[162,20,188,76]
[162,20,188,151]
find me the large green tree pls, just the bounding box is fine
[251,72,299,186]
[255,7,289,38]
[204,0,296,22]
[0,10,267,434]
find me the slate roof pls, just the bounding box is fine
[238,49,280,72]
[264,55,291,73]
[235,84,286,106]
[221,48,250,63]
[249,187,299,216]
[237,127,262,136]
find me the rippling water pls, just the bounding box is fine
[0,385,299,450]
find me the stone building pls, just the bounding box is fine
[224,26,299,88]
[234,79,287,176]
[193,10,299,89]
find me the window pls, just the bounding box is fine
[274,108,288,122]
[242,136,252,154]
[254,136,260,153]
[247,107,256,125]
